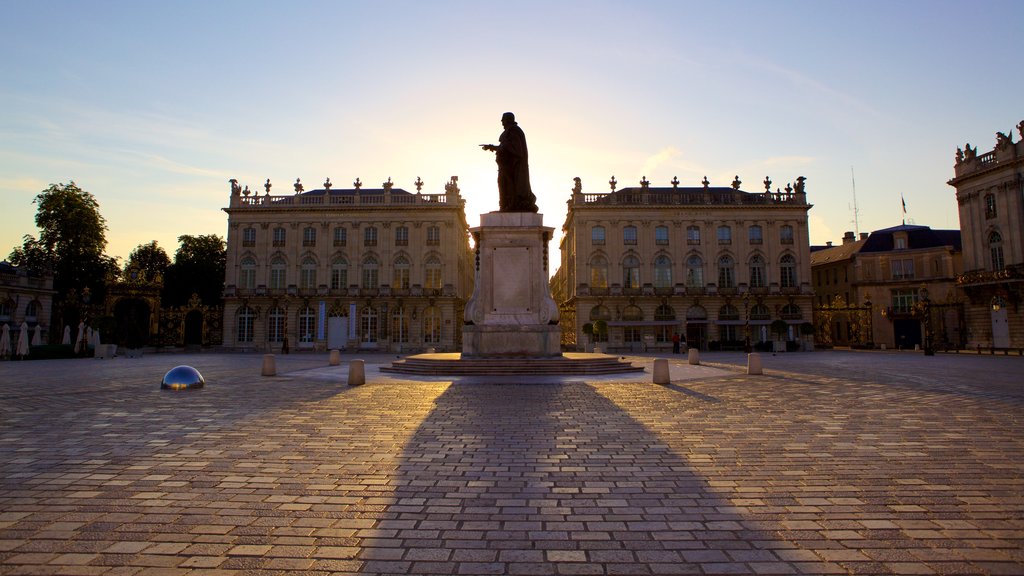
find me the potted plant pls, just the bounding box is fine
[593,320,608,353]
[770,319,789,352]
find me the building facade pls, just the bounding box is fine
[222,176,473,352]
[553,175,814,352]
[0,261,55,341]
[811,226,963,350]
[948,121,1024,349]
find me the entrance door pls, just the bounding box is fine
[991,307,1010,348]
[893,319,922,350]
[685,324,707,351]
[327,316,347,350]
[184,310,203,346]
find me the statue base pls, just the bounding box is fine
[462,212,562,358]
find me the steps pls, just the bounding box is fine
[381,352,644,376]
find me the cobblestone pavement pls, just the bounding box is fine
[1,351,1022,575]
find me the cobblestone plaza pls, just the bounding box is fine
[1,351,1022,575]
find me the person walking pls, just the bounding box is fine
[672,332,681,354]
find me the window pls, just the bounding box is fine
[591,226,605,245]
[424,255,442,290]
[717,225,731,244]
[985,194,997,219]
[300,257,317,289]
[653,255,672,288]
[655,226,669,245]
[687,225,701,245]
[589,305,610,342]
[623,255,641,289]
[749,255,766,288]
[302,226,316,247]
[25,301,38,322]
[654,304,675,343]
[780,225,794,244]
[891,289,918,314]
[0,299,12,322]
[750,304,771,321]
[272,227,286,247]
[780,254,797,288]
[298,306,316,343]
[623,225,637,245]
[270,257,286,290]
[623,305,643,344]
[240,257,256,290]
[362,256,379,289]
[237,305,255,343]
[719,304,740,320]
[718,255,735,288]
[686,255,704,287]
[891,258,915,280]
[242,227,256,247]
[331,257,348,290]
[393,255,410,290]
[360,306,378,343]
[364,226,378,247]
[781,303,801,319]
[720,325,740,342]
[426,226,440,246]
[395,226,409,246]
[268,306,284,343]
[333,227,347,247]
[748,225,763,245]
[391,307,409,343]
[590,255,609,289]
[990,231,1004,270]
[423,306,441,343]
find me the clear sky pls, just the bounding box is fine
[2,0,1021,273]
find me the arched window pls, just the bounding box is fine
[623,255,641,289]
[780,254,797,288]
[391,306,408,343]
[270,257,287,290]
[360,306,378,343]
[686,255,704,287]
[393,255,410,290]
[989,231,1004,271]
[589,305,611,321]
[237,305,255,343]
[718,304,740,320]
[749,255,766,288]
[653,255,672,288]
[298,305,316,343]
[654,304,675,321]
[240,256,256,290]
[300,256,317,290]
[590,255,608,288]
[750,304,771,320]
[623,305,643,321]
[717,255,735,288]
[781,303,801,319]
[331,257,348,290]
[24,301,38,322]
[362,255,379,289]
[423,306,441,343]
[686,305,707,321]
[267,306,284,343]
[424,255,442,290]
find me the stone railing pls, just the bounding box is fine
[575,189,807,206]
[235,192,450,208]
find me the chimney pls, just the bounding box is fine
[860,232,869,240]
[826,241,833,247]
[842,231,856,244]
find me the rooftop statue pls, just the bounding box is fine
[480,112,538,212]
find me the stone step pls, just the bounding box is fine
[381,353,644,376]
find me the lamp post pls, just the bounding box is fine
[743,292,751,353]
[920,287,934,356]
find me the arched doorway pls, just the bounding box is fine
[184,310,204,346]
[113,298,151,349]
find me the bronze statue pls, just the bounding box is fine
[481,112,538,212]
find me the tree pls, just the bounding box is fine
[163,234,226,306]
[126,240,171,282]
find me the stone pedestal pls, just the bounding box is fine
[463,212,561,357]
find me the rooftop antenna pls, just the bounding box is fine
[849,166,860,236]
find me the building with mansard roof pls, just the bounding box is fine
[552,175,814,352]
[948,121,1024,349]
[222,176,473,352]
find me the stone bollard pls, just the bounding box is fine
[329,349,341,366]
[653,358,670,384]
[880,343,887,351]
[747,352,762,375]
[688,348,700,365]
[348,359,365,386]
[261,354,276,376]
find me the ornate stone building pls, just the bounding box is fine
[948,121,1024,349]
[222,176,473,352]
[553,175,814,351]
[0,261,55,340]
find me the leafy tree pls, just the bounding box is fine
[163,234,226,306]
[126,240,171,282]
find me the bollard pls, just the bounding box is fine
[261,354,276,376]
[688,348,700,365]
[348,359,365,386]
[747,352,762,375]
[653,358,670,385]
[880,343,887,351]
[593,345,603,354]
[329,349,341,366]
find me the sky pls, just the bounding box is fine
[2,0,1022,274]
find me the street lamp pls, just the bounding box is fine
[919,287,933,356]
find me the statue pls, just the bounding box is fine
[480,112,538,212]
[294,178,304,194]
[572,177,582,195]
[794,176,806,195]
[731,175,741,190]
[1018,120,1024,140]
[955,147,964,164]
[996,131,1013,150]
[229,179,241,196]
[264,178,272,195]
